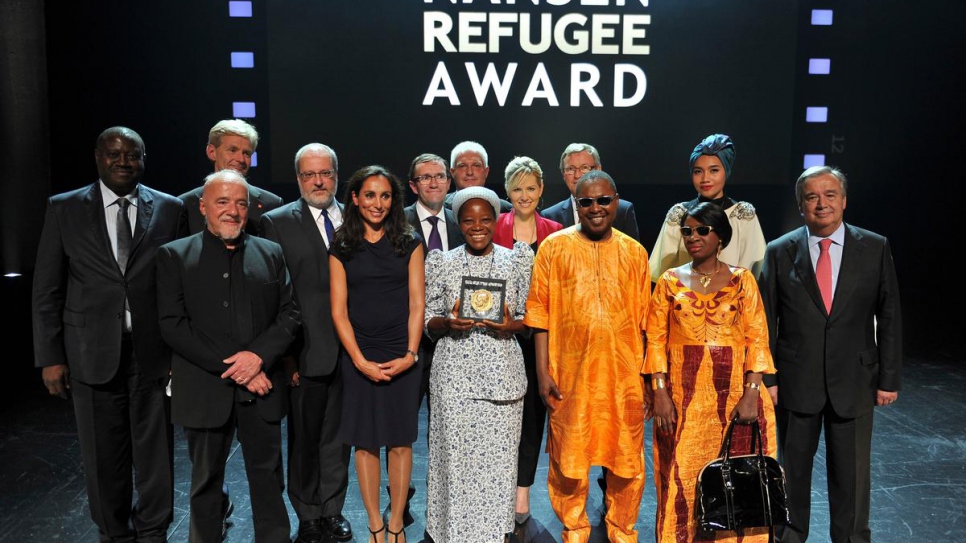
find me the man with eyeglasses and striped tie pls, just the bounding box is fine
[542,143,640,242]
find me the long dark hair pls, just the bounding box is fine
[331,165,414,259]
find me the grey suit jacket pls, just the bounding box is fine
[542,196,640,242]
[260,199,342,377]
[759,224,902,418]
[32,183,188,384]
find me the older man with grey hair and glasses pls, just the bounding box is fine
[542,142,640,241]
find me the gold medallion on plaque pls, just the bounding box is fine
[469,289,495,315]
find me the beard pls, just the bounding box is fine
[303,188,335,210]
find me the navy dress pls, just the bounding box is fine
[334,235,422,449]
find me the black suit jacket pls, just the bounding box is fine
[759,224,902,418]
[180,184,284,237]
[32,183,188,384]
[404,204,465,253]
[259,200,342,378]
[542,196,640,242]
[156,231,300,428]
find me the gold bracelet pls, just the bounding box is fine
[651,377,666,390]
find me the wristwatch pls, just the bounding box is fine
[406,349,419,362]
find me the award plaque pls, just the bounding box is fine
[459,276,507,323]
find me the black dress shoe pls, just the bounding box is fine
[221,494,234,539]
[295,518,326,543]
[322,514,353,542]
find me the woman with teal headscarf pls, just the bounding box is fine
[648,133,767,281]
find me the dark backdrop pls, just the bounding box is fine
[4,0,963,401]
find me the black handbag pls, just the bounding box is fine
[696,415,789,541]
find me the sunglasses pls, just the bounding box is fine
[680,225,714,237]
[576,195,618,208]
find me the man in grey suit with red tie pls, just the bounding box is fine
[32,126,188,542]
[760,165,902,543]
[260,143,353,543]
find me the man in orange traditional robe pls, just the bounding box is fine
[525,171,651,543]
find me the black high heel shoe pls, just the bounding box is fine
[387,525,405,543]
[369,523,386,543]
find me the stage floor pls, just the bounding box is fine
[1,354,962,542]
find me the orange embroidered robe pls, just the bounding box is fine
[645,267,777,542]
[524,227,651,479]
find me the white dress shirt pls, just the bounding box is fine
[99,181,136,331]
[308,200,343,249]
[415,200,451,252]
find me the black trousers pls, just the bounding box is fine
[287,368,350,521]
[516,334,547,487]
[184,401,288,543]
[777,403,874,543]
[71,337,173,543]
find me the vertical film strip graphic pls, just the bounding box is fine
[803,7,833,169]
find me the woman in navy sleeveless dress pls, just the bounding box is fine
[329,165,425,543]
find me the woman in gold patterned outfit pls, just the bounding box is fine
[645,201,777,542]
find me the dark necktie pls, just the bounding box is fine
[116,198,133,274]
[427,215,443,252]
[321,209,335,246]
[816,238,833,313]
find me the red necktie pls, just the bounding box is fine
[816,238,833,313]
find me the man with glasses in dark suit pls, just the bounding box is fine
[260,143,353,543]
[542,142,640,242]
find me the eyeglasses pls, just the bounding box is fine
[680,226,714,237]
[564,164,594,176]
[576,195,618,208]
[298,170,336,181]
[454,162,485,171]
[412,173,448,184]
